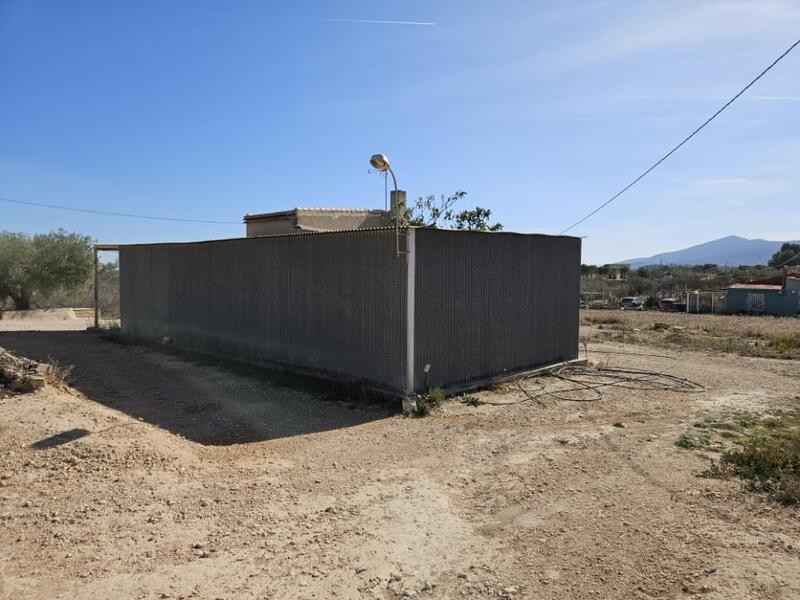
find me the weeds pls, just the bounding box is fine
[461,395,484,407]
[768,332,800,355]
[675,433,718,451]
[43,357,73,388]
[719,413,800,504]
[413,387,445,417]
[693,410,800,505]
[583,315,622,326]
[615,329,800,360]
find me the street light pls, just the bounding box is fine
[369,153,398,191]
[370,153,406,258]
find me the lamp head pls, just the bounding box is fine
[369,153,390,171]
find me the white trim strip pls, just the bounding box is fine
[405,229,416,395]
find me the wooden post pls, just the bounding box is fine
[91,245,120,330]
[93,246,99,329]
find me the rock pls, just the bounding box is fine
[502,586,519,595]
[355,565,367,574]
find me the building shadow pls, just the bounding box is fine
[0,331,394,446]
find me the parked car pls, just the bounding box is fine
[619,296,644,310]
[659,298,687,312]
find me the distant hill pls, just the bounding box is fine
[622,236,798,268]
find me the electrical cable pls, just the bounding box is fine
[771,247,800,269]
[0,196,241,225]
[559,37,800,235]
[478,351,704,406]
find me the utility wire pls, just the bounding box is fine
[560,37,800,235]
[0,196,241,225]
[773,247,800,269]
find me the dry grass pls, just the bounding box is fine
[41,358,73,388]
[581,309,800,360]
[691,411,800,505]
[582,314,622,326]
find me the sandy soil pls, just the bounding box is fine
[1,313,799,599]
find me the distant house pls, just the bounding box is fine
[604,263,630,281]
[726,272,800,316]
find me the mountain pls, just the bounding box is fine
[622,236,798,269]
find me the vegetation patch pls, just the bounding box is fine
[767,332,800,356]
[718,412,800,505]
[413,387,445,417]
[691,411,800,505]
[612,327,800,360]
[460,394,484,407]
[583,315,622,326]
[675,433,720,452]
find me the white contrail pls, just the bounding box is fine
[315,18,435,26]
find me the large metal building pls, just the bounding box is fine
[119,227,581,404]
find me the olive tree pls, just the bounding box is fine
[0,230,93,310]
[769,242,800,267]
[405,190,503,231]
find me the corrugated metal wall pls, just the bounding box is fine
[120,230,408,391]
[413,229,581,392]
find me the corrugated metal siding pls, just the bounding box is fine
[413,229,581,392]
[726,287,799,316]
[120,229,407,391]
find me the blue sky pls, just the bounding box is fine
[1,0,798,264]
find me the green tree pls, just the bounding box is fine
[405,190,503,231]
[768,242,800,267]
[0,230,93,310]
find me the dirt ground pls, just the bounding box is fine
[0,309,112,332]
[1,311,799,599]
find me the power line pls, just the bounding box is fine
[560,37,800,235]
[773,247,800,268]
[0,196,240,225]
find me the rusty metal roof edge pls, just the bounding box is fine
[728,283,784,290]
[244,207,387,221]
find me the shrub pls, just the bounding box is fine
[722,429,800,504]
[461,395,483,406]
[413,387,445,417]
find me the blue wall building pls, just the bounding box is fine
[726,273,800,316]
